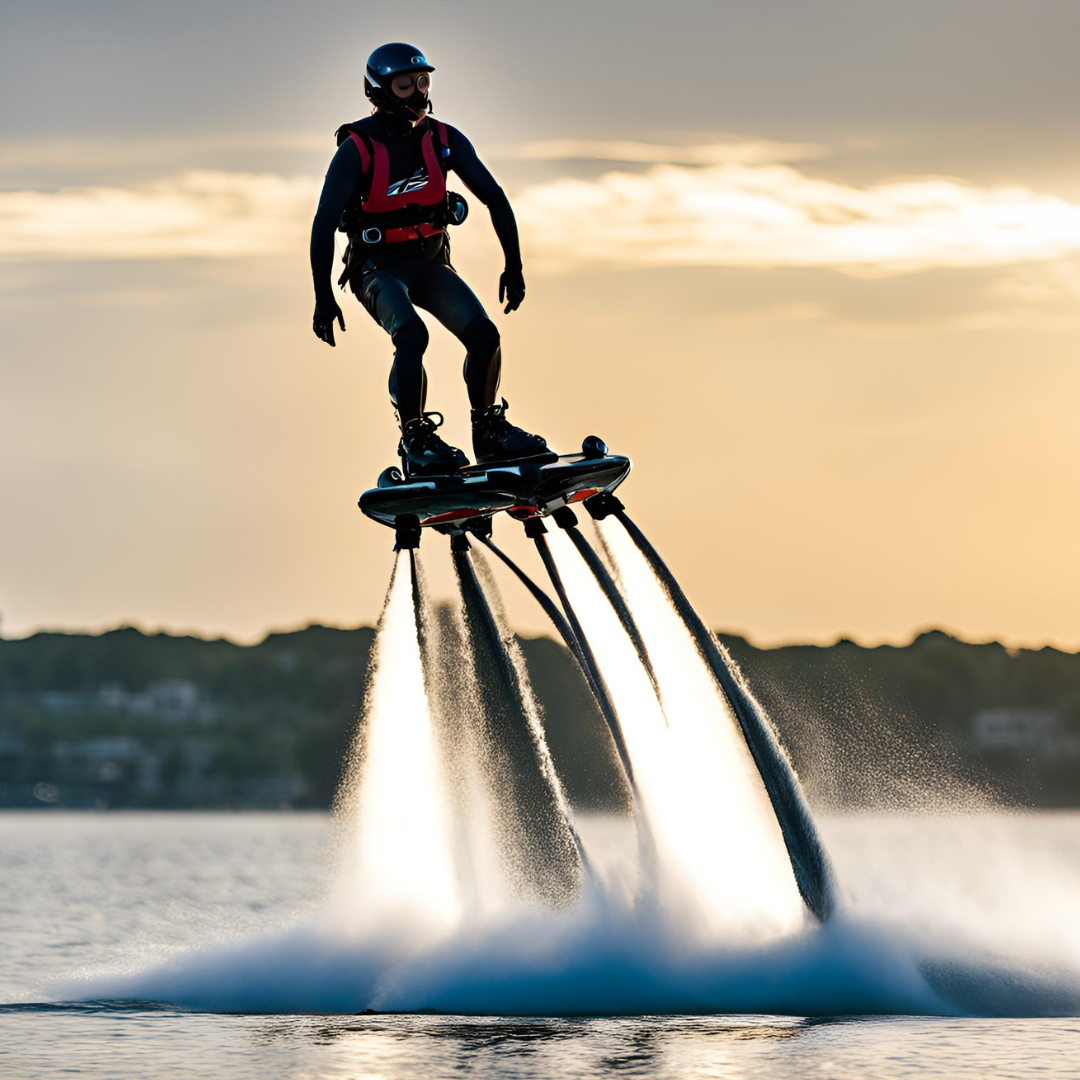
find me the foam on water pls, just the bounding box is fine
[72,829,1080,1017]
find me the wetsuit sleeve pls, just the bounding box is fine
[310,139,364,306]
[445,126,522,271]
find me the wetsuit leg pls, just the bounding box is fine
[356,269,429,422]
[413,263,502,410]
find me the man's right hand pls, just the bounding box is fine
[313,300,346,347]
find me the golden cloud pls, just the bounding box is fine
[0,133,328,173]
[3,144,1080,280]
[514,163,1080,275]
[0,170,318,259]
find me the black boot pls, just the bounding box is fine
[398,412,470,478]
[471,398,555,465]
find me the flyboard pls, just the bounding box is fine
[359,435,630,547]
[358,435,836,923]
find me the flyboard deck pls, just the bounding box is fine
[359,436,631,545]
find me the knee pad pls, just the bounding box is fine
[460,316,500,359]
[392,319,429,358]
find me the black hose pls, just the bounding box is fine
[451,544,586,896]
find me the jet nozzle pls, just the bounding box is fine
[584,491,624,520]
[394,514,422,550]
[552,506,579,530]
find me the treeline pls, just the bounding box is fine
[0,624,608,810]
[1,624,1077,810]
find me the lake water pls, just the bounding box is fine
[1,812,1079,1079]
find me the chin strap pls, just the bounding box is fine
[370,94,432,126]
[402,98,432,124]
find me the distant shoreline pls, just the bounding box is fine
[3,626,1078,812]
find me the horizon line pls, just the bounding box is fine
[1,619,1074,657]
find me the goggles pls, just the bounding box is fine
[390,72,431,99]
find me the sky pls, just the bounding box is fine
[2,0,1080,647]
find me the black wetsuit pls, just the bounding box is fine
[310,112,523,423]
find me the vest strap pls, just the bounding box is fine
[348,131,371,174]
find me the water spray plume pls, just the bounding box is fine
[604,509,836,922]
[332,551,462,938]
[559,519,661,701]
[547,529,805,942]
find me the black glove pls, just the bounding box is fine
[499,267,526,314]
[313,299,346,347]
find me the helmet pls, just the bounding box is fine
[364,43,435,120]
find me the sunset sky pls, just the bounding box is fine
[3,0,1080,647]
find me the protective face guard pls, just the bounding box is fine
[383,71,431,120]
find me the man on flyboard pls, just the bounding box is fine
[310,42,552,478]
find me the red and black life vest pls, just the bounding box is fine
[338,119,451,245]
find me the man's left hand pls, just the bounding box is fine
[499,268,526,314]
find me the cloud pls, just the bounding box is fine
[3,143,1080,282]
[513,162,1080,275]
[0,134,328,175]
[0,171,318,260]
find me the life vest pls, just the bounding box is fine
[338,119,451,245]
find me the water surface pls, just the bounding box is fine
[2,813,1079,1078]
